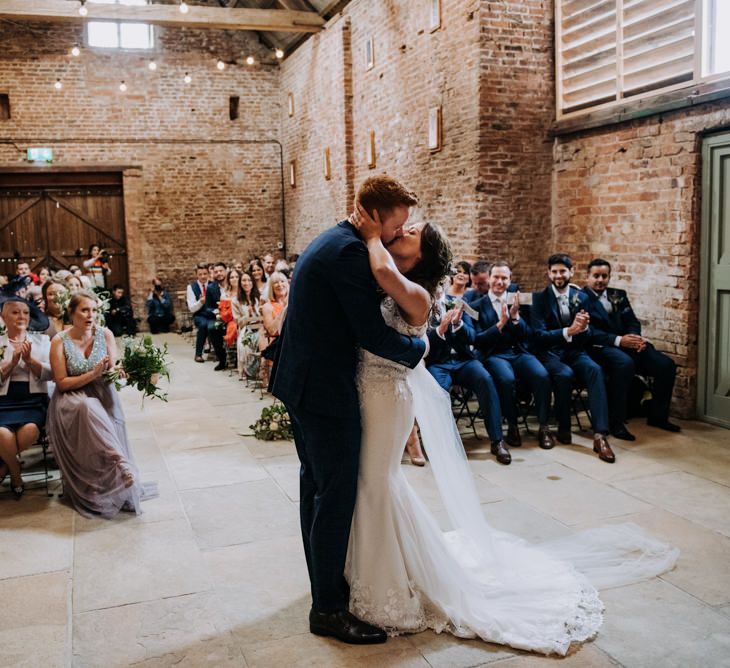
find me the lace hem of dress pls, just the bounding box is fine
[349,578,604,656]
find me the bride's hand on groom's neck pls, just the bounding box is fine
[351,202,383,243]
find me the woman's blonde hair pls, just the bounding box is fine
[264,271,289,302]
[68,289,99,315]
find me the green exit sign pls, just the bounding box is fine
[27,147,53,163]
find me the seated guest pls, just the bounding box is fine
[38,267,51,286]
[232,271,262,380]
[107,284,137,338]
[464,259,491,302]
[68,265,92,290]
[145,278,175,334]
[259,272,289,385]
[220,268,240,348]
[204,262,230,371]
[64,274,83,294]
[530,253,615,463]
[444,260,471,306]
[467,261,555,449]
[15,262,39,286]
[48,291,146,517]
[42,280,69,338]
[582,259,679,434]
[0,297,52,499]
[263,253,276,278]
[248,259,268,299]
[186,263,212,363]
[427,301,510,464]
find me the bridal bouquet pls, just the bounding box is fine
[105,334,171,402]
[249,401,294,441]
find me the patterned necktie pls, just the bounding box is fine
[598,292,612,314]
[558,294,570,325]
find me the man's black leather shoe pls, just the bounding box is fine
[647,419,681,433]
[611,426,636,441]
[556,429,572,445]
[309,609,387,645]
[505,422,522,448]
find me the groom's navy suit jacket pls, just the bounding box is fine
[270,220,425,418]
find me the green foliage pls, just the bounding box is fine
[248,400,294,441]
[105,334,171,402]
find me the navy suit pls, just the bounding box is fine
[581,286,677,426]
[426,313,503,443]
[270,220,425,613]
[465,294,552,426]
[530,286,610,434]
[203,280,226,365]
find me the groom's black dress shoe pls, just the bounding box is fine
[309,609,387,645]
[647,419,681,433]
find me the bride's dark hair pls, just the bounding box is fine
[404,222,453,297]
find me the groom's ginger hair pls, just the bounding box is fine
[357,175,418,219]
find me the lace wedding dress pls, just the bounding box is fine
[344,297,678,656]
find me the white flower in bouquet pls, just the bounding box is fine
[269,422,280,431]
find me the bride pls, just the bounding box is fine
[347,205,679,656]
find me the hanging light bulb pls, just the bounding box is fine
[54,79,63,90]
[216,60,226,71]
[78,0,88,16]
[184,72,192,84]
[179,1,189,13]
[119,80,127,92]
[71,45,81,57]
[275,49,284,59]
[148,60,157,71]
[246,56,255,65]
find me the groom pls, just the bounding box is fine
[270,176,427,644]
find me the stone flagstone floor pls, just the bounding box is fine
[1,333,730,667]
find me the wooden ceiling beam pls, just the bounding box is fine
[0,0,324,33]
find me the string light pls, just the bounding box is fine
[119,80,127,92]
[275,49,284,59]
[184,72,192,84]
[148,60,157,71]
[216,60,225,70]
[54,79,63,90]
[246,56,255,65]
[78,0,88,16]
[71,45,81,57]
[179,1,189,13]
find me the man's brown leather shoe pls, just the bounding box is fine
[505,423,522,448]
[593,435,615,463]
[538,427,555,449]
[556,428,572,445]
[491,440,511,465]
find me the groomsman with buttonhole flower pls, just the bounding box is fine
[581,258,680,436]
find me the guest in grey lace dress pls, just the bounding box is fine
[48,290,144,518]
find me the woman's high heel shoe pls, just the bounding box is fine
[10,476,25,500]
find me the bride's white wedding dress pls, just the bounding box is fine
[345,298,678,656]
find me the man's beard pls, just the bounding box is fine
[550,276,568,289]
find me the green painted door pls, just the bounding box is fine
[699,133,730,428]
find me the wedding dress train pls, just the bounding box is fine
[344,298,678,656]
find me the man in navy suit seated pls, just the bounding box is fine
[465,261,555,450]
[582,258,679,435]
[203,262,229,371]
[530,253,615,463]
[426,301,511,464]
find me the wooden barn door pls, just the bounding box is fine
[0,171,128,293]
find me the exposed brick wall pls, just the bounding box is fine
[478,0,555,289]
[553,103,730,416]
[281,0,483,260]
[0,18,283,320]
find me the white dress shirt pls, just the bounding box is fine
[186,281,207,314]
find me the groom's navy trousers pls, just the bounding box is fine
[271,221,425,613]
